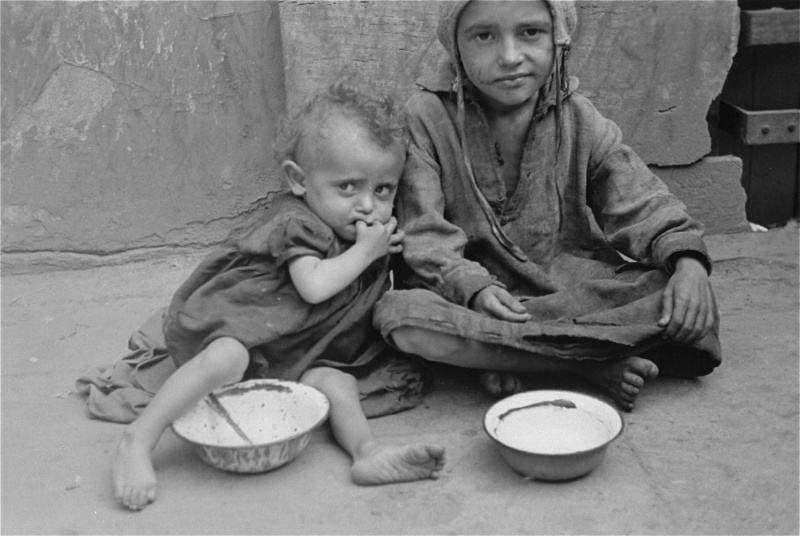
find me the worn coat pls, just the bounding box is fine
[374,0,721,375]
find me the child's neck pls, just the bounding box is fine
[467,88,541,198]
[485,97,538,199]
[481,91,538,125]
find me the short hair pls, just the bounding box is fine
[274,81,408,167]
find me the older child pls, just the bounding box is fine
[113,83,445,511]
[375,0,721,410]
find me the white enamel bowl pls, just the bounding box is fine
[484,390,623,481]
[172,379,330,473]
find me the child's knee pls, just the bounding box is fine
[391,326,463,360]
[301,366,357,393]
[390,327,426,355]
[196,337,249,377]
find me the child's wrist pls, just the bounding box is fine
[349,241,379,268]
[672,253,709,275]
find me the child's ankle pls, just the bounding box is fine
[354,439,380,460]
[119,422,159,451]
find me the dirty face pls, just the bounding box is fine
[456,0,555,112]
[290,114,403,243]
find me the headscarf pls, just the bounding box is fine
[435,0,578,259]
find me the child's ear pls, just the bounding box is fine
[282,160,307,198]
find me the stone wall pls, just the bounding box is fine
[1,1,749,273]
[1,1,285,271]
[281,0,749,235]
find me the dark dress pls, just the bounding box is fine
[164,192,392,381]
[76,193,426,423]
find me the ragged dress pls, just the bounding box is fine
[373,0,721,376]
[76,192,425,422]
[164,192,391,379]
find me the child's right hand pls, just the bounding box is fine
[354,217,404,263]
[471,286,531,323]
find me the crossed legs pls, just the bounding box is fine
[390,327,658,411]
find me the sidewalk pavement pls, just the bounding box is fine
[1,224,798,535]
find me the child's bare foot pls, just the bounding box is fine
[480,371,524,397]
[351,443,446,485]
[113,429,157,511]
[580,356,659,411]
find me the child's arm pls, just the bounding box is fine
[584,104,716,342]
[586,102,710,271]
[289,218,404,304]
[398,95,501,308]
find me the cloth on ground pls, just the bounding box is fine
[76,308,428,423]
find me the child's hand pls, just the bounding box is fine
[658,256,715,344]
[354,217,404,263]
[471,286,531,323]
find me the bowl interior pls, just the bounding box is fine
[484,390,623,455]
[172,379,330,448]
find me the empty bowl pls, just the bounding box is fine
[484,390,623,481]
[172,378,330,473]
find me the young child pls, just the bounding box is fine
[374,0,721,411]
[113,82,445,511]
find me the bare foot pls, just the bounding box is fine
[351,443,446,485]
[113,429,158,511]
[579,356,659,411]
[480,371,524,397]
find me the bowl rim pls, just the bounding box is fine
[483,389,624,457]
[171,378,331,450]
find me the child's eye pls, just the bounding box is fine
[375,184,396,197]
[521,26,550,40]
[338,182,356,194]
[474,32,493,42]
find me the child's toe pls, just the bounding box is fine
[623,372,644,387]
[502,373,523,394]
[621,382,640,395]
[480,372,503,396]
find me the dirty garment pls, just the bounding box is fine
[76,193,426,421]
[374,1,721,376]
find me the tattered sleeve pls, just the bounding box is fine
[585,105,712,274]
[398,94,500,306]
[238,205,334,266]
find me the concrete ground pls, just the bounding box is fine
[2,224,798,535]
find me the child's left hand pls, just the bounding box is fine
[471,285,532,323]
[658,256,715,344]
[354,217,404,263]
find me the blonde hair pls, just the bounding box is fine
[274,81,408,167]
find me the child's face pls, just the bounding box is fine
[290,114,404,243]
[456,0,555,111]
